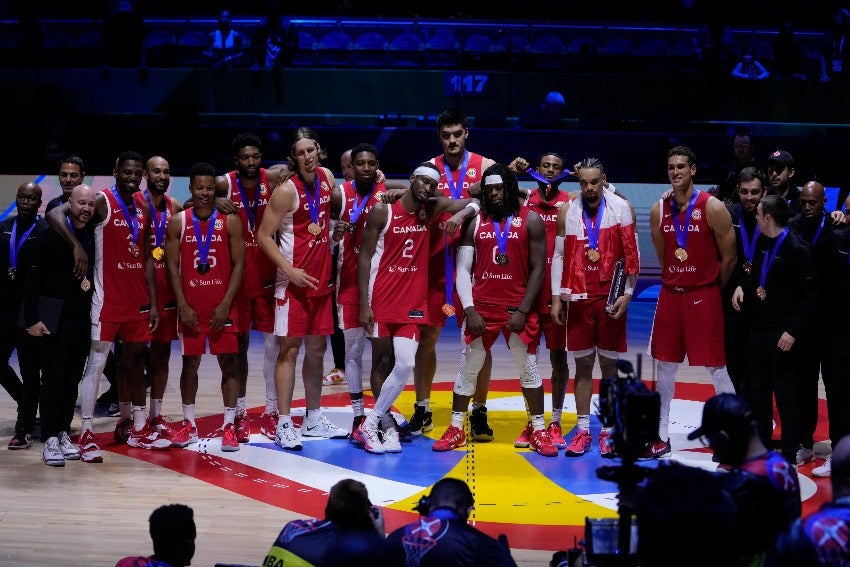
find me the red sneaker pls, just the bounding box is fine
[151,415,175,442]
[599,429,617,458]
[127,422,171,450]
[79,430,103,463]
[113,417,133,444]
[641,438,672,460]
[258,411,279,441]
[530,428,559,457]
[432,426,466,452]
[565,429,592,457]
[235,413,251,443]
[548,421,566,449]
[514,422,533,448]
[221,423,240,452]
[169,420,199,448]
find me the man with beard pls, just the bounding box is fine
[215,133,288,442]
[2,182,48,449]
[166,163,245,451]
[766,150,802,215]
[257,127,349,451]
[409,109,498,441]
[648,146,737,459]
[46,155,86,213]
[134,156,185,444]
[551,158,639,457]
[48,151,163,462]
[723,167,766,398]
[432,164,556,456]
[716,127,759,203]
[351,162,478,454]
[24,185,96,465]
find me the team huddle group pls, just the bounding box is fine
[3,109,844,472]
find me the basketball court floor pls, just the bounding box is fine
[0,290,833,566]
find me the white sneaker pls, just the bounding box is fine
[381,426,402,453]
[302,415,348,439]
[813,455,832,478]
[796,446,815,466]
[351,421,384,454]
[275,421,302,451]
[59,431,81,460]
[43,437,65,467]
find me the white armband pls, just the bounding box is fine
[551,236,564,298]
[624,273,637,297]
[464,201,481,216]
[456,246,475,309]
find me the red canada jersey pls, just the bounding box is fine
[366,200,430,325]
[176,209,237,333]
[134,191,175,312]
[92,188,150,322]
[471,207,532,308]
[525,187,573,312]
[336,180,384,305]
[225,168,276,298]
[428,152,486,293]
[658,190,720,288]
[275,169,335,300]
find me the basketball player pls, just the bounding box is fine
[166,162,245,451]
[432,164,557,457]
[47,151,166,462]
[551,158,639,457]
[135,156,183,442]
[215,133,287,442]
[257,127,349,451]
[409,109,497,440]
[648,146,736,458]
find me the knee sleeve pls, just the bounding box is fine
[571,347,596,359]
[707,365,736,395]
[343,328,366,394]
[80,341,111,420]
[262,332,279,400]
[597,349,619,361]
[510,333,542,389]
[372,337,417,417]
[454,339,485,397]
[656,360,678,415]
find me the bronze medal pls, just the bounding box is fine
[742,261,752,276]
[495,252,509,266]
[81,277,91,292]
[418,209,428,221]
[346,223,356,233]
[152,246,164,261]
[197,263,210,275]
[7,267,14,280]
[307,222,321,236]
[442,303,456,317]
[129,243,140,258]
[674,247,688,262]
[586,249,601,262]
[756,286,766,300]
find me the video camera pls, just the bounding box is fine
[597,358,660,462]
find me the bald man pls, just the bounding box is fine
[773,435,850,564]
[788,181,838,465]
[25,185,98,465]
[2,182,48,450]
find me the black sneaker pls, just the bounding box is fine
[392,414,413,443]
[469,406,494,442]
[407,405,433,436]
[8,432,32,450]
[349,415,367,444]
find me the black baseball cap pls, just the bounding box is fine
[767,150,794,168]
[687,393,754,441]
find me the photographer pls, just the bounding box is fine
[380,478,517,566]
[688,393,801,562]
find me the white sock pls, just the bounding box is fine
[120,401,133,420]
[149,399,162,419]
[236,397,247,417]
[417,398,431,412]
[551,408,563,424]
[576,415,590,431]
[132,406,146,431]
[81,417,94,433]
[305,408,322,426]
[351,397,365,416]
[223,407,237,426]
[365,412,381,429]
[182,404,196,427]
[531,414,545,431]
[451,411,465,429]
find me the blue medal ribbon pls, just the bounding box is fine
[806,214,826,245]
[191,209,218,269]
[441,151,469,200]
[583,196,606,252]
[349,182,374,225]
[527,168,571,189]
[738,205,760,264]
[671,190,699,251]
[111,187,139,247]
[234,176,261,233]
[9,217,39,270]
[303,175,321,225]
[444,242,455,313]
[493,214,515,258]
[144,191,168,247]
[759,228,789,290]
